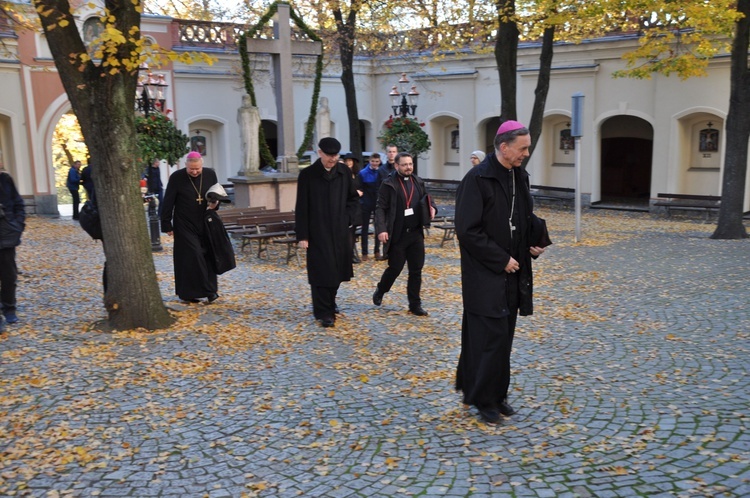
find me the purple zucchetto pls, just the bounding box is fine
[496,120,526,135]
[186,151,203,160]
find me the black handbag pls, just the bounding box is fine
[530,216,552,248]
[79,200,103,240]
[419,194,433,228]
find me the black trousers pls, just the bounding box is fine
[0,247,17,313]
[69,188,80,219]
[456,310,519,409]
[376,228,424,308]
[311,284,339,321]
[360,205,379,256]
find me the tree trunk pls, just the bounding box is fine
[36,0,175,329]
[525,26,555,165]
[712,0,750,239]
[495,0,519,123]
[334,8,363,163]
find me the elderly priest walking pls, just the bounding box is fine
[454,120,550,425]
[296,138,360,327]
[161,151,221,304]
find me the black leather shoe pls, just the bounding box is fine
[498,401,516,416]
[207,293,219,303]
[409,306,428,316]
[372,289,384,306]
[320,318,335,328]
[181,297,201,304]
[479,408,501,424]
[352,254,361,264]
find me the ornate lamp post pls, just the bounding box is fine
[135,65,167,118]
[135,65,168,251]
[389,73,419,118]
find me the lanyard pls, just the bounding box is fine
[398,176,415,207]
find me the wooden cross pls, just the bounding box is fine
[245,3,322,174]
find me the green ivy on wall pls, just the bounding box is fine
[238,1,323,170]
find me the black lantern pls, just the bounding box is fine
[390,73,419,118]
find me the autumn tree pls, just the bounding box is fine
[28,0,188,330]
[611,0,748,239]
[331,1,364,163]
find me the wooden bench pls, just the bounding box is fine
[530,185,575,203]
[654,193,721,221]
[226,211,292,236]
[240,221,296,258]
[423,178,460,198]
[432,218,457,248]
[271,234,300,265]
[221,207,278,228]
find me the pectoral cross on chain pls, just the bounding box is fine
[509,220,516,236]
[196,195,203,204]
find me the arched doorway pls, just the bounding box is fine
[426,114,461,179]
[52,111,89,217]
[600,116,653,205]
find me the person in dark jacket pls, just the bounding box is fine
[80,162,95,200]
[161,151,220,304]
[295,138,359,328]
[372,152,436,316]
[144,158,164,206]
[454,120,547,424]
[380,144,398,178]
[67,160,82,219]
[358,152,384,260]
[343,152,363,263]
[0,165,26,325]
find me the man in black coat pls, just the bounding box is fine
[0,164,26,326]
[380,144,398,179]
[372,152,436,316]
[161,152,220,304]
[454,120,547,424]
[295,138,360,327]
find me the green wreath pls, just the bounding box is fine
[238,1,323,169]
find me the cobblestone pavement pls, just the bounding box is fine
[1,207,748,497]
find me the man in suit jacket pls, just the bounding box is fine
[372,152,436,316]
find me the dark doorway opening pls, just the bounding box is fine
[600,137,653,203]
[261,120,278,168]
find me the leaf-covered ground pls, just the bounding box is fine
[1,206,748,497]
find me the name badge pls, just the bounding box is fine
[404,208,414,216]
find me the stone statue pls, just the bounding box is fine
[237,94,261,175]
[316,96,332,141]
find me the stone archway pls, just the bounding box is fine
[600,116,654,203]
[426,114,461,179]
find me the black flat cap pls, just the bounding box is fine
[318,137,341,155]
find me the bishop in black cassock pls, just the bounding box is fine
[161,152,219,303]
